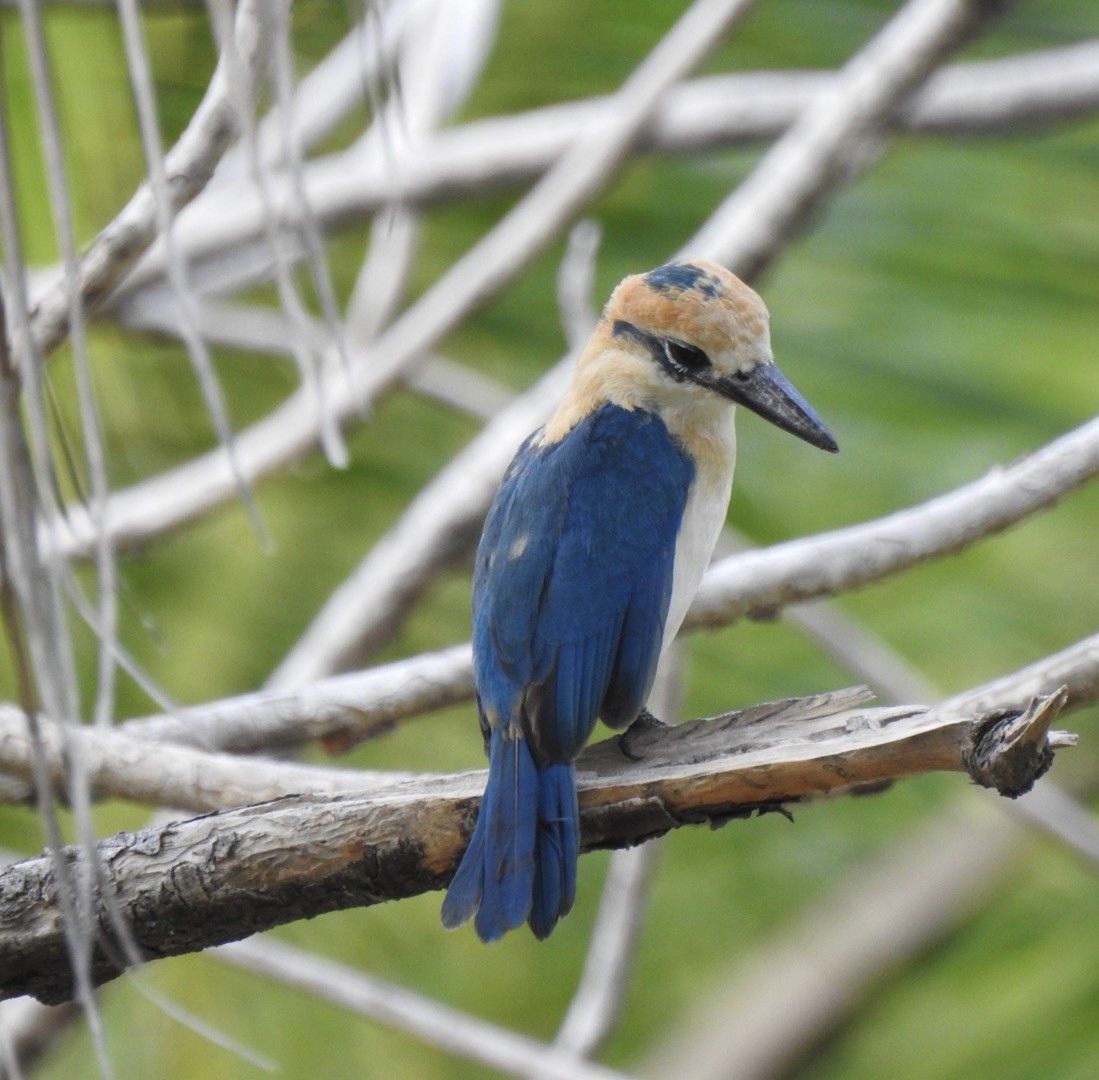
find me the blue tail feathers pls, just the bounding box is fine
[441,728,579,941]
[529,759,579,940]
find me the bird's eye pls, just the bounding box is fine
[662,340,710,371]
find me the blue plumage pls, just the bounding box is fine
[441,258,836,942]
[441,404,693,941]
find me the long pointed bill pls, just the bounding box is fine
[715,361,838,453]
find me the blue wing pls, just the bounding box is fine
[473,403,694,765]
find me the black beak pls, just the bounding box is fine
[715,361,838,453]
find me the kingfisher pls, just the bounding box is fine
[441,259,837,942]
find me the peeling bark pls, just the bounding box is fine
[0,687,1071,1005]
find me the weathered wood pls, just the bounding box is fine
[0,687,1071,1005]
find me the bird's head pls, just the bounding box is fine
[572,258,837,453]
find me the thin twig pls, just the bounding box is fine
[211,0,347,469]
[116,0,266,541]
[18,0,119,731]
[342,0,498,378]
[0,57,108,1074]
[213,2,409,181]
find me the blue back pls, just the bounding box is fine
[473,403,695,764]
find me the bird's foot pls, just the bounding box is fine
[617,708,667,762]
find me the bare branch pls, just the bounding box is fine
[0,703,416,812]
[40,0,754,565]
[215,4,405,178]
[111,41,1099,292]
[219,938,636,1080]
[124,644,474,753]
[690,415,1099,629]
[26,0,275,360]
[0,641,474,808]
[0,622,1086,815]
[641,804,1024,1080]
[117,0,268,543]
[116,625,1099,781]
[18,0,120,734]
[689,0,1014,275]
[0,685,1074,1005]
[216,0,348,470]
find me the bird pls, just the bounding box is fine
[440,258,837,942]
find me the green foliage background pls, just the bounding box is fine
[2,1,1098,1076]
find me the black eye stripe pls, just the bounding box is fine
[610,320,714,386]
[663,339,710,371]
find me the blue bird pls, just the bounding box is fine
[441,259,837,942]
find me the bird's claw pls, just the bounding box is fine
[617,708,667,761]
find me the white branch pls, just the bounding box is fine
[42,0,754,564]
[690,415,1099,629]
[2,622,1095,815]
[0,704,415,812]
[109,42,1099,294]
[125,644,474,753]
[28,0,275,361]
[219,938,637,1080]
[689,0,1011,274]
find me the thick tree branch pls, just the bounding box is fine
[2,626,1095,812]
[124,644,475,753]
[0,686,1073,1005]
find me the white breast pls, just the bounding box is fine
[661,409,737,651]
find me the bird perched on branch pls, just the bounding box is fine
[441,259,837,942]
